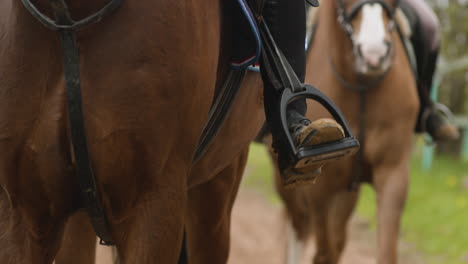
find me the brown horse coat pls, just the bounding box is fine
[0,1,264,263]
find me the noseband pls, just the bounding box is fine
[337,0,400,44]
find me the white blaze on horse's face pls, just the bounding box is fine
[354,3,391,74]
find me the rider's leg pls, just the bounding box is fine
[404,0,459,141]
[262,0,308,135]
[261,0,346,184]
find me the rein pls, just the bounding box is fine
[334,0,399,190]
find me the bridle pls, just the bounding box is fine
[338,0,399,74]
[332,0,401,190]
[331,0,401,93]
[337,0,399,44]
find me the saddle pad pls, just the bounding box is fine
[230,0,261,69]
[396,4,418,75]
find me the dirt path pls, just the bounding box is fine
[95,186,425,264]
[227,187,425,264]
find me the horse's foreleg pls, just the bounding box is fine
[111,186,186,264]
[0,187,66,264]
[285,220,305,264]
[374,164,409,264]
[311,203,332,264]
[185,150,248,264]
[55,211,97,264]
[278,187,314,264]
[327,190,359,264]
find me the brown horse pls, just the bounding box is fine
[0,0,265,263]
[271,0,419,263]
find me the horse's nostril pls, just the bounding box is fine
[359,42,388,67]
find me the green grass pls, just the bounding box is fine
[243,143,279,204]
[358,155,468,264]
[245,143,468,264]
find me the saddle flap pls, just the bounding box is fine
[229,0,261,69]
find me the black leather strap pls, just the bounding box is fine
[258,20,304,94]
[193,69,246,163]
[177,232,188,264]
[21,0,122,246]
[337,0,398,39]
[21,0,123,31]
[59,29,114,245]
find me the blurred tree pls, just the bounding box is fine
[430,0,468,156]
[432,0,468,112]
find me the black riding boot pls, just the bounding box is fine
[260,0,347,186]
[261,0,309,155]
[262,0,308,136]
[413,22,459,141]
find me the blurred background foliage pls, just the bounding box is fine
[431,0,468,157]
[243,2,468,263]
[433,0,468,112]
[246,143,468,264]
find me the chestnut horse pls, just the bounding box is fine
[0,0,264,263]
[272,0,419,263]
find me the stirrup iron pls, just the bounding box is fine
[258,20,360,170]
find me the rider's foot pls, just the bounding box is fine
[426,110,459,142]
[282,113,346,187]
